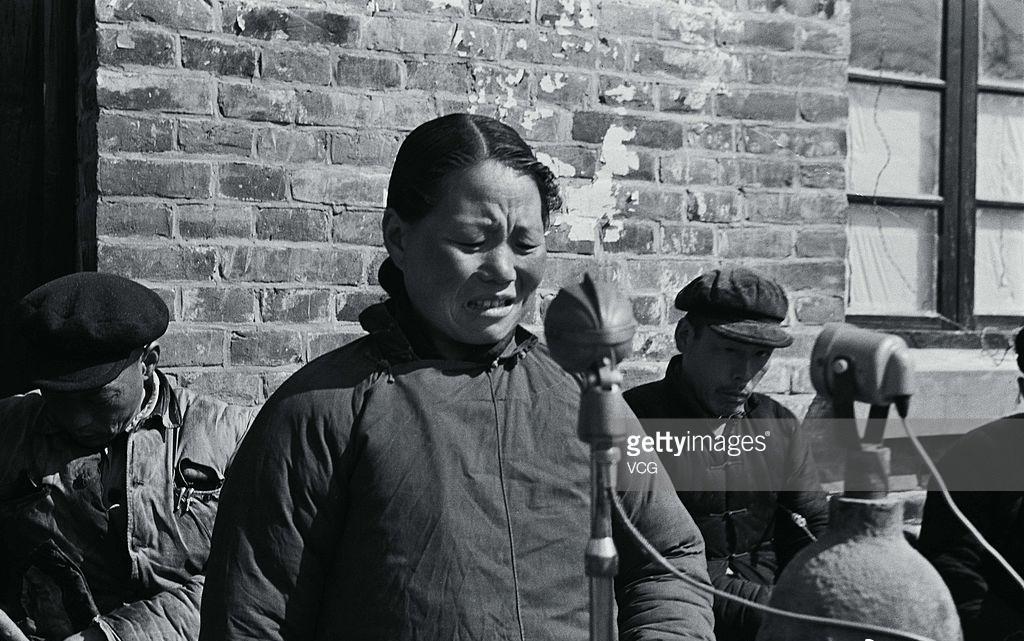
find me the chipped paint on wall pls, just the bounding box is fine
[520,106,553,131]
[553,0,596,33]
[602,82,637,104]
[467,65,525,119]
[663,47,740,110]
[539,72,568,93]
[536,152,578,179]
[552,124,638,242]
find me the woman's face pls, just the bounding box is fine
[386,160,547,351]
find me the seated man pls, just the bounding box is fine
[624,267,829,641]
[917,327,1024,641]
[0,273,256,641]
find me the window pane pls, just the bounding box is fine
[977,93,1024,202]
[848,83,941,197]
[850,0,943,78]
[974,208,1024,315]
[847,204,938,315]
[980,0,1024,86]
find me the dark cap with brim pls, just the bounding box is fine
[675,267,793,348]
[16,272,168,392]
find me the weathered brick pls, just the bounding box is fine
[598,77,654,110]
[794,295,844,323]
[534,71,593,109]
[98,242,218,280]
[657,86,711,114]
[626,258,712,292]
[363,16,459,55]
[795,228,846,257]
[501,106,570,143]
[256,207,330,242]
[181,287,256,322]
[473,0,530,22]
[761,55,846,89]
[543,223,596,254]
[685,190,743,223]
[261,47,333,86]
[661,156,720,185]
[798,24,847,55]
[572,112,683,149]
[544,255,626,289]
[535,145,598,179]
[261,288,333,322]
[330,130,402,167]
[335,53,405,89]
[504,30,599,69]
[182,37,257,78]
[452,23,504,60]
[160,327,225,367]
[603,222,656,254]
[97,201,173,237]
[223,4,360,46]
[98,26,176,68]
[720,227,792,258]
[614,188,688,221]
[720,158,795,188]
[741,126,845,157]
[295,90,433,129]
[178,120,253,155]
[406,60,474,93]
[99,158,213,198]
[291,167,389,206]
[633,43,744,82]
[96,199,173,237]
[655,6,716,44]
[308,330,369,359]
[218,83,296,124]
[761,0,834,17]
[631,294,664,325]
[256,128,327,163]
[600,2,656,38]
[660,224,714,255]
[98,0,214,31]
[219,163,287,201]
[98,71,213,114]
[760,260,845,292]
[683,122,735,151]
[337,289,387,321]
[536,0,597,29]
[631,328,677,361]
[332,209,384,245]
[177,203,254,239]
[747,192,848,225]
[222,246,363,284]
[718,19,795,51]
[799,162,845,189]
[230,329,303,366]
[399,0,465,15]
[798,93,847,123]
[176,371,264,405]
[366,250,389,286]
[97,113,175,152]
[715,90,797,120]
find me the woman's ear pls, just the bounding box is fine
[382,208,409,271]
[142,343,160,380]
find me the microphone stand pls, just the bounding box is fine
[578,359,628,641]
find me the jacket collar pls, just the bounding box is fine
[358,298,537,368]
[662,354,761,420]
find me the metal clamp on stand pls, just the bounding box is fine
[545,275,637,641]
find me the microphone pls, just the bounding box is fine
[544,274,636,375]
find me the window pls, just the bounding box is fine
[847,0,1024,327]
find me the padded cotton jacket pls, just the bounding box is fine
[624,355,829,641]
[0,371,256,641]
[200,299,715,641]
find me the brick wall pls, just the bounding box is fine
[92,0,850,410]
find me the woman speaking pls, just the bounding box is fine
[199,114,714,641]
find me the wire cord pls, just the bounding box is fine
[899,416,1024,595]
[609,489,939,641]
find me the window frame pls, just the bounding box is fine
[847,0,1024,331]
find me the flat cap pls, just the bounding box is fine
[675,267,793,348]
[16,272,169,391]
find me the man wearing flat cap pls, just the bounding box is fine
[624,267,828,641]
[0,272,256,641]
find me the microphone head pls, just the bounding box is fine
[544,274,636,374]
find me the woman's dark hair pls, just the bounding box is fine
[386,113,562,227]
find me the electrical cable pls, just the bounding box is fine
[608,489,938,641]
[898,414,1024,596]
